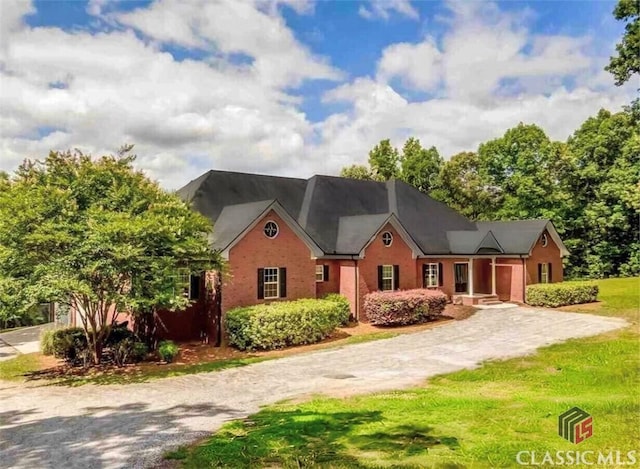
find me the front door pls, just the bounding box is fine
[454,263,468,293]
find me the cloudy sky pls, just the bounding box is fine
[0,0,635,188]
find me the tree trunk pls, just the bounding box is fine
[91,339,102,366]
[133,309,158,350]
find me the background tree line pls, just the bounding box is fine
[340,0,639,280]
[340,107,639,279]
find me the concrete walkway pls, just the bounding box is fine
[0,323,54,362]
[0,307,626,469]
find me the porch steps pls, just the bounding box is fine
[477,296,502,306]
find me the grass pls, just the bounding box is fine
[339,331,399,345]
[169,277,640,468]
[560,276,639,323]
[0,353,41,381]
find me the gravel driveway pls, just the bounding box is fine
[0,307,626,469]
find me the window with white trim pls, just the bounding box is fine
[263,267,280,299]
[316,265,325,282]
[381,264,394,291]
[540,263,549,284]
[425,263,439,288]
[176,269,200,300]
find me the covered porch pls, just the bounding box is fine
[450,257,524,305]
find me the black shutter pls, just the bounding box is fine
[257,268,264,299]
[279,267,287,298]
[438,263,443,287]
[422,264,428,288]
[323,265,329,282]
[537,263,542,283]
[548,263,553,283]
[393,265,400,290]
[190,274,201,300]
[378,265,383,290]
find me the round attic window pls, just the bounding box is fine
[264,221,279,239]
[541,233,548,247]
[382,231,393,247]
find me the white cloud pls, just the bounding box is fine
[0,0,340,187]
[113,0,341,88]
[314,1,633,170]
[0,0,634,190]
[377,39,442,92]
[358,0,419,21]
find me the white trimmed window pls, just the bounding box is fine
[540,263,549,284]
[176,269,200,300]
[381,264,394,291]
[425,263,439,288]
[263,267,280,299]
[316,265,325,282]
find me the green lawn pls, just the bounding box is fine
[169,277,640,468]
[0,353,40,381]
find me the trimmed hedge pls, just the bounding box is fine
[526,282,599,308]
[226,297,351,351]
[364,289,447,326]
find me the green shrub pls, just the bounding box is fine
[49,327,90,365]
[40,328,57,355]
[226,298,351,351]
[111,338,148,367]
[131,341,149,362]
[158,340,180,363]
[105,324,136,347]
[363,289,447,326]
[526,282,599,308]
[323,294,352,324]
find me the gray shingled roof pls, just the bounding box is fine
[210,200,273,250]
[178,170,561,257]
[475,220,550,255]
[336,214,391,255]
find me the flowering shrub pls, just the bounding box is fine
[226,297,350,351]
[526,282,598,308]
[364,289,447,326]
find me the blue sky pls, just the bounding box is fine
[0,0,634,188]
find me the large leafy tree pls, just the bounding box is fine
[477,123,572,227]
[431,152,497,220]
[564,109,639,278]
[340,164,373,180]
[399,138,443,193]
[606,0,640,86]
[0,147,221,363]
[368,139,400,181]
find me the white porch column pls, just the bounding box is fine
[468,258,474,296]
[491,256,497,296]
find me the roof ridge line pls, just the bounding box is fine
[386,179,398,215]
[297,176,317,228]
